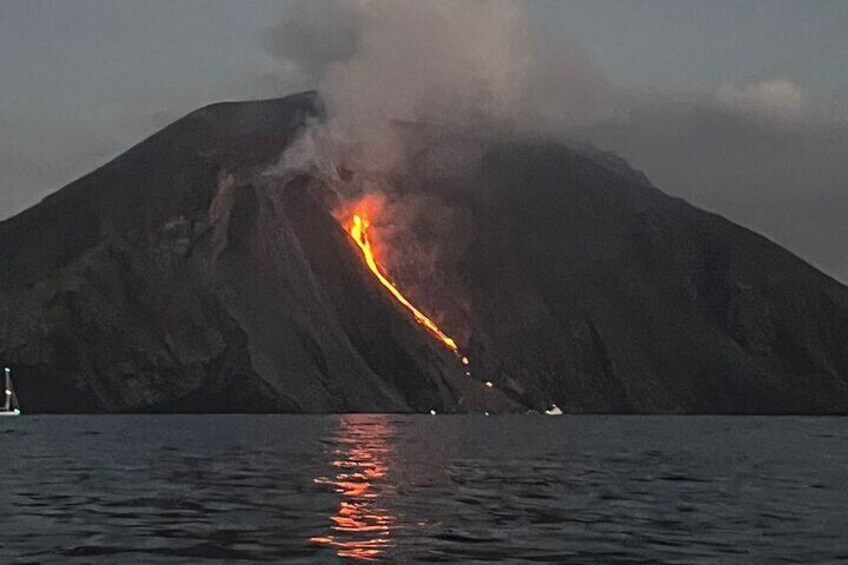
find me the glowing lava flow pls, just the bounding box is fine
[346,214,461,355]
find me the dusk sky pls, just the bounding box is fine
[2,0,847,280]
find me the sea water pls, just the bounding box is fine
[1,414,847,563]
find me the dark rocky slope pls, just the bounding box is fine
[0,93,514,413]
[1,92,846,413]
[459,142,848,413]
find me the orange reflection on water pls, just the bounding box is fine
[310,415,396,561]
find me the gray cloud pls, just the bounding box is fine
[576,83,848,282]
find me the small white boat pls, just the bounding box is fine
[544,404,563,416]
[1,367,21,416]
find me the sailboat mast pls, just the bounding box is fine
[4,367,10,412]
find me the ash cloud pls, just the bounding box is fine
[264,0,610,245]
[266,0,609,142]
[263,0,614,341]
[265,1,848,287]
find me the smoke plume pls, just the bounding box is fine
[265,0,848,297]
[267,0,608,138]
[263,0,614,341]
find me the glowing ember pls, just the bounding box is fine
[346,213,460,354]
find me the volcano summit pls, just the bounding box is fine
[1,92,847,414]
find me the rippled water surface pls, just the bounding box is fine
[2,415,847,563]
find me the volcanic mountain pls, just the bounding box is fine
[2,92,847,413]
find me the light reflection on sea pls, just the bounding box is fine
[1,415,848,563]
[309,415,396,560]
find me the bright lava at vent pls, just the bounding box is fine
[346,213,460,354]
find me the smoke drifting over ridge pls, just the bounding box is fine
[264,0,848,285]
[263,0,614,344]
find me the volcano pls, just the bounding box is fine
[2,92,847,413]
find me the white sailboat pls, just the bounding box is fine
[1,367,21,416]
[544,403,563,416]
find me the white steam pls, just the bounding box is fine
[263,0,848,287]
[264,0,609,341]
[267,0,608,147]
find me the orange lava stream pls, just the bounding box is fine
[347,214,459,354]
